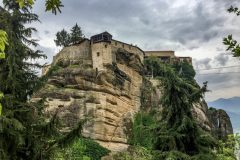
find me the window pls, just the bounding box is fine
[122,44,124,48]
[105,44,107,48]
[115,42,117,46]
[97,52,100,57]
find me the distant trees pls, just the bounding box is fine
[54,23,84,47]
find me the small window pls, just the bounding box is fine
[122,44,124,48]
[97,52,100,57]
[115,42,117,46]
[105,44,107,48]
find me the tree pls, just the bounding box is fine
[54,24,85,47]
[0,1,45,158]
[70,23,84,45]
[15,0,64,15]
[172,60,196,82]
[144,58,216,159]
[54,29,70,47]
[0,2,85,159]
[216,134,240,160]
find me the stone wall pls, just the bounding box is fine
[91,41,112,70]
[111,40,144,62]
[53,40,92,67]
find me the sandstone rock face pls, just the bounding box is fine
[192,100,212,132]
[207,108,233,140]
[33,43,143,152]
[36,41,233,152]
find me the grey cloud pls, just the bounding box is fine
[31,0,239,51]
[44,30,50,35]
[195,68,240,95]
[37,45,55,64]
[26,0,240,100]
[214,53,229,66]
[194,58,212,70]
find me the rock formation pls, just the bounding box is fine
[207,108,233,140]
[33,39,144,151]
[33,32,233,152]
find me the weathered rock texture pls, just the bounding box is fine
[207,108,233,140]
[35,37,233,152]
[33,41,143,152]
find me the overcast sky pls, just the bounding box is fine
[2,0,240,101]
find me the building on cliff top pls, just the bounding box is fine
[144,50,192,64]
[42,32,192,75]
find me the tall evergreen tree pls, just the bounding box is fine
[144,58,216,159]
[70,23,84,45]
[0,1,45,159]
[0,2,84,159]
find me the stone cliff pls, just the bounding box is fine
[33,41,143,151]
[33,34,233,152]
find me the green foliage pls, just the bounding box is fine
[129,112,157,149]
[45,0,64,14]
[54,23,84,47]
[83,139,110,160]
[172,60,196,82]
[223,35,240,57]
[112,146,154,160]
[0,3,86,159]
[215,134,240,160]
[52,138,110,160]
[15,0,64,15]
[0,30,8,59]
[228,6,240,16]
[153,150,191,160]
[0,93,3,115]
[16,0,34,8]
[223,6,240,57]
[129,57,216,159]
[54,29,70,47]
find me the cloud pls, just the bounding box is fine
[44,30,50,35]
[30,0,235,51]
[3,0,238,100]
[214,53,229,66]
[194,58,212,70]
[36,45,55,65]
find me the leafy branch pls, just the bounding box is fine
[15,0,64,15]
[228,6,240,16]
[0,30,8,59]
[223,35,240,57]
[0,30,8,116]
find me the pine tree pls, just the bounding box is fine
[54,29,70,47]
[0,2,85,159]
[144,58,216,159]
[70,23,84,45]
[0,1,46,159]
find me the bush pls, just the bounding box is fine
[51,138,110,160]
[82,139,110,160]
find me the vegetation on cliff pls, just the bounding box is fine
[128,58,237,160]
[54,23,84,47]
